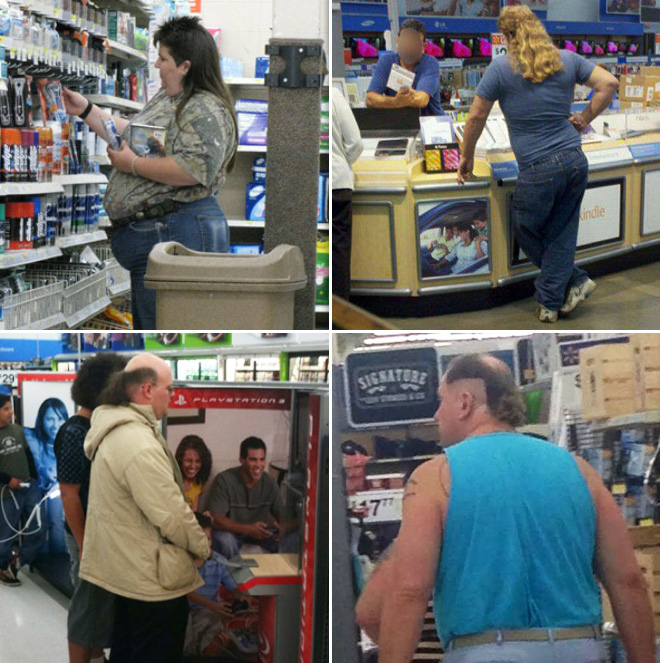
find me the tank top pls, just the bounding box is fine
[434,432,601,647]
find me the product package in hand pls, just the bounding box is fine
[102,118,123,151]
[37,79,67,123]
[130,123,166,157]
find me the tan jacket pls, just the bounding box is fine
[79,403,210,601]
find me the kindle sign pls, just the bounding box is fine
[345,347,439,427]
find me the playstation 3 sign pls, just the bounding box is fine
[345,347,440,428]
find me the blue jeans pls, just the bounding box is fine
[512,147,590,311]
[212,530,280,558]
[0,482,47,568]
[444,634,608,663]
[110,197,230,330]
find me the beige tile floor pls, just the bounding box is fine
[388,262,660,330]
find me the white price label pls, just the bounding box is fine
[492,33,508,59]
[0,371,19,388]
[348,489,404,523]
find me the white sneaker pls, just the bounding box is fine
[560,278,597,315]
[538,305,558,323]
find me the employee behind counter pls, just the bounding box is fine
[366,19,444,117]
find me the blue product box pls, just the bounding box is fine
[231,244,262,255]
[255,56,269,78]
[245,182,266,221]
[318,171,328,222]
[111,333,145,351]
[82,333,112,352]
[235,98,268,146]
[252,156,266,182]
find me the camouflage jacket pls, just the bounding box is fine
[104,88,236,223]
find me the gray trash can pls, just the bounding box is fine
[144,242,307,329]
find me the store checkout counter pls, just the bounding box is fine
[349,107,660,316]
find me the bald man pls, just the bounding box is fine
[79,353,210,663]
[356,353,654,663]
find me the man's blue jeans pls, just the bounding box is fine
[0,482,47,568]
[110,196,230,330]
[511,147,590,311]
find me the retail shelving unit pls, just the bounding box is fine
[222,78,330,325]
[0,0,148,329]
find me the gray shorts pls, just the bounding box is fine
[68,578,116,648]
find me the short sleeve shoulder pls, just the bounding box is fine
[171,92,237,188]
[570,51,596,86]
[476,57,504,101]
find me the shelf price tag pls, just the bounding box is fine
[348,489,404,523]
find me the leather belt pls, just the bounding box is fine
[112,199,183,227]
[451,626,601,650]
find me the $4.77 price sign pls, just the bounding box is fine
[348,489,404,523]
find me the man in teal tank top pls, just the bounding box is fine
[356,353,654,663]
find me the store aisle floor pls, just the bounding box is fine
[389,262,660,330]
[0,568,70,662]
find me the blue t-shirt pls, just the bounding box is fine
[476,50,595,168]
[368,52,444,116]
[190,552,238,610]
[435,433,601,648]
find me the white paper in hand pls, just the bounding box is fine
[386,63,415,93]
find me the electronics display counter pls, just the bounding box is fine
[230,553,302,663]
[349,115,660,313]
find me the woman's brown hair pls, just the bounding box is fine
[154,15,238,173]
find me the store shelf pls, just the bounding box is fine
[237,145,268,153]
[105,40,148,65]
[0,246,63,270]
[53,174,109,186]
[226,78,266,86]
[228,220,329,230]
[0,182,64,197]
[366,454,437,466]
[1,312,67,331]
[68,297,113,329]
[90,156,111,167]
[590,410,660,431]
[237,145,328,155]
[57,230,107,250]
[86,95,145,113]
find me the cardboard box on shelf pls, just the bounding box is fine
[632,334,660,412]
[579,343,643,419]
[619,100,647,111]
[619,74,660,106]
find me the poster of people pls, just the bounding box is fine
[505,0,548,7]
[641,0,660,22]
[404,0,500,17]
[20,377,76,554]
[417,199,491,279]
[167,386,299,661]
[606,0,640,14]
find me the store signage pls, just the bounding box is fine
[585,146,632,169]
[0,339,64,362]
[0,370,19,389]
[17,371,75,395]
[629,143,660,161]
[576,180,624,249]
[492,33,507,58]
[490,160,519,181]
[345,347,439,428]
[642,169,660,236]
[170,388,291,411]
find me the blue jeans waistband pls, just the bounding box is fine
[521,147,585,173]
